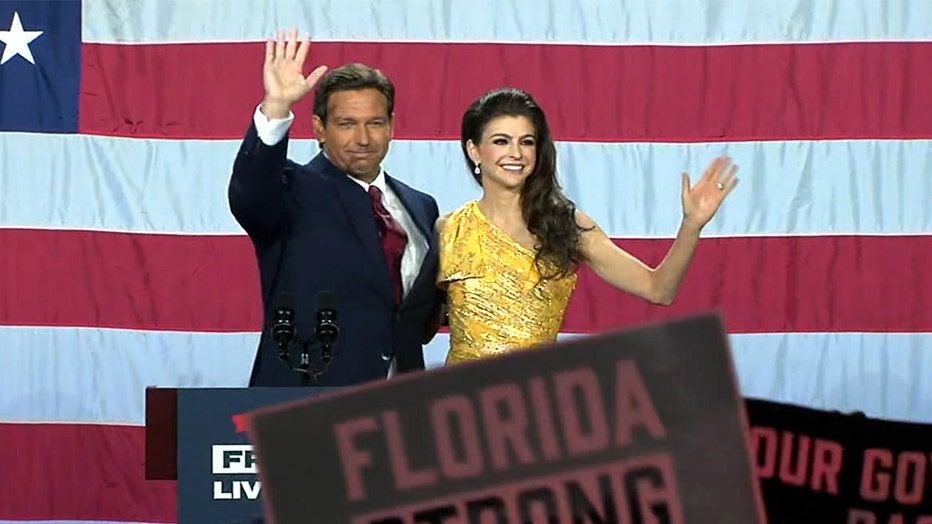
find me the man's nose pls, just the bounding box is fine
[354,125,370,145]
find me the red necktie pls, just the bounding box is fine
[368,186,408,303]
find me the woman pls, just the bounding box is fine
[436,87,737,365]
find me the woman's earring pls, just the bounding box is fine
[474,163,481,175]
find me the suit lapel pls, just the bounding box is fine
[387,175,438,304]
[386,175,432,244]
[310,154,394,304]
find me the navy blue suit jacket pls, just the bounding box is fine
[228,122,442,387]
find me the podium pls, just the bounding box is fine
[144,386,339,523]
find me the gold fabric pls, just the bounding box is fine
[437,201,577,365]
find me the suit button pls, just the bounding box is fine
[381,353,392,361]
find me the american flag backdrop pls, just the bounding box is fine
[1,0,930,522]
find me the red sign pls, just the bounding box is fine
[244,312,766,523]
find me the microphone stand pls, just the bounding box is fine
[279,334,333,387]
[272,291,339,387]
[297,336,331,386]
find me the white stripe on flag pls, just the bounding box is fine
[3,134,930,237]
[82,0,932,45]
[1,326,930,425]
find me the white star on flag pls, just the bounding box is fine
[0,11,43,65]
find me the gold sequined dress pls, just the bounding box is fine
[437,201,577,365]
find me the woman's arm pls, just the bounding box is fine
[578,156,738,305]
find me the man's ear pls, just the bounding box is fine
[312,114,325,141]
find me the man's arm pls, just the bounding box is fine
[227,28,328,245]
[255,104,294,146]
[228,106,294,244]
[421,209,449,344]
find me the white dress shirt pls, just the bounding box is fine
[252,106,428,376]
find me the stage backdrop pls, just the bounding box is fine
[0,0,930,523]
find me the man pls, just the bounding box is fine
[229,29,443,387]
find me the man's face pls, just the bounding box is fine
[312,88,392,183]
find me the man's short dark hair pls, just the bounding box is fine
[312,63,395,124]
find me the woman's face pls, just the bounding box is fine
[468,114,537,191]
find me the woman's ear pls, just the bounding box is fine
[466,139,480,165]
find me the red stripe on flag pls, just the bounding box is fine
[566,235,932,334]
[79,41,932,142]
[1,229,929,333]
[0,422,175,522]
[0,229,263,332]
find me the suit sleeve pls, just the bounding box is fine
[227,107,295,246]
[422,194,447,343]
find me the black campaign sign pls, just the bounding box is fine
[245,312,766,523]
[746,399,932,523]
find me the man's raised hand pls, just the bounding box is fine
[260,28,328,119]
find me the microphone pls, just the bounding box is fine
[315,291,339,362]
[271,293,295,364]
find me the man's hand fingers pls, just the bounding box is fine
[274,29,285,61]
[305,65,329,89]
[295,34,312,65]
[285,27,298,60]
[264,39,273,65]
